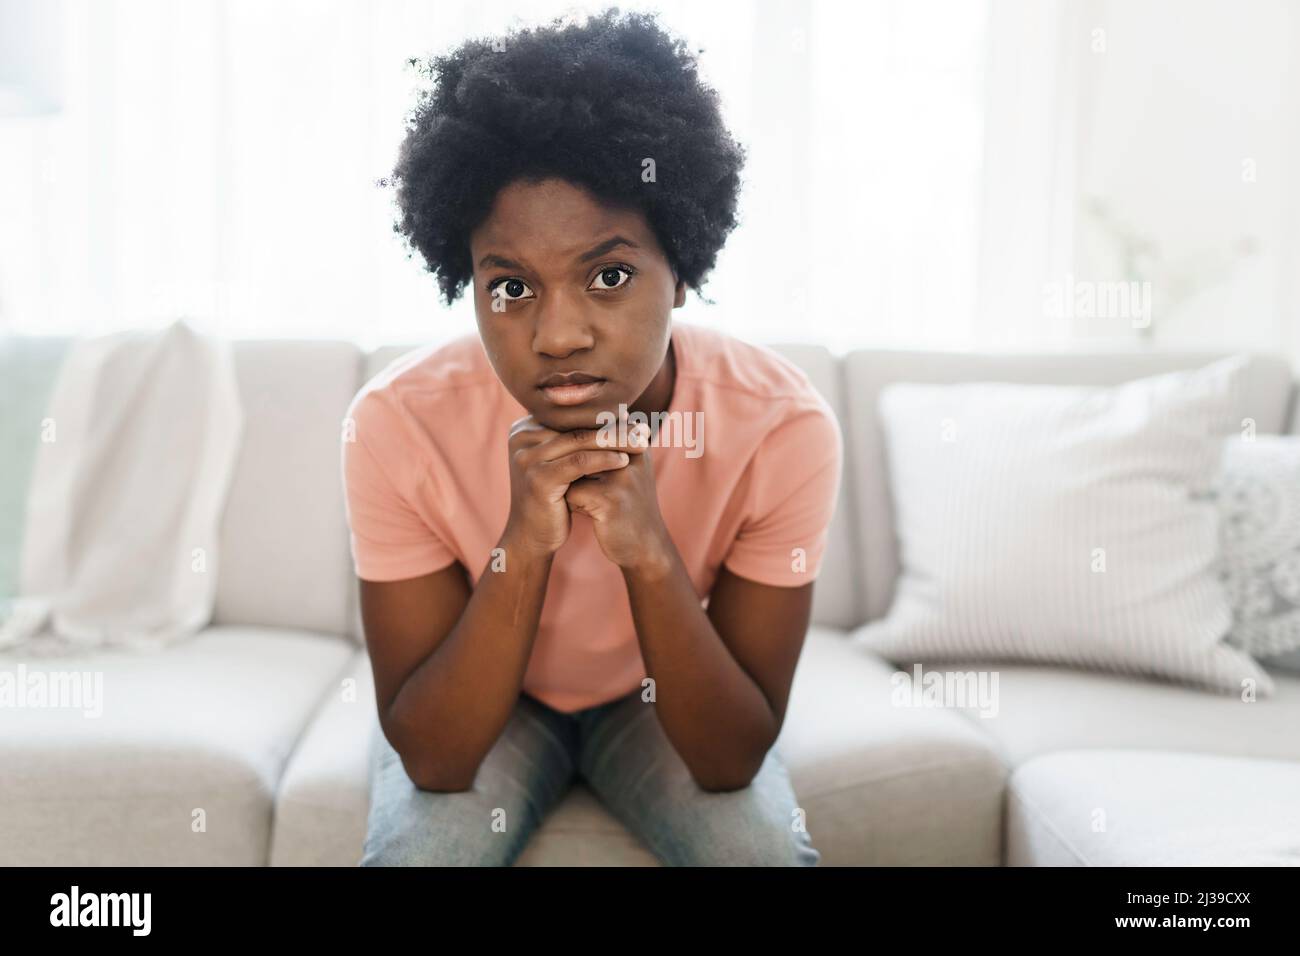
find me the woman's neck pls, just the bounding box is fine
[628,336,676,420]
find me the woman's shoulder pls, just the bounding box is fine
[362,333,494,396]
[679,321,833,418]
[348,333,498,419]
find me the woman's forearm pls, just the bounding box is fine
[621,544,777,791]
[385,527,554,790]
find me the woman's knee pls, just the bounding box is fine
[655,807,821,866]
[650,754,821,866]
[360,780,530,866]
[360,741,537,866]
[358,700,576,866]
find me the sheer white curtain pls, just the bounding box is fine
[975,0,1085,349]
[0,0,994,352]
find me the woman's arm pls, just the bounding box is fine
[622,555,813,792]
[359,524,553,792]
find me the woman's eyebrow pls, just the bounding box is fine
[478,252,524,269]
[477,236,641,271]
[576,235,640,262]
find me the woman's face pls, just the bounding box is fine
[468,177,686,431]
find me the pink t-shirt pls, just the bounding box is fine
[341,320,843,713]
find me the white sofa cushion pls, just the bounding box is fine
[765,344,858,630]
[776,628,1005,865]
[1006,750,1300,865]
[920,660,1300,765]
[852,356,1272,696]
[0,626,354,865]
[214,341,361,639]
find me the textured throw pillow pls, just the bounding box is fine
[851,354,1273,697]
[1212,435,1300,673]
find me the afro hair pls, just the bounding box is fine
[383,6,747,307]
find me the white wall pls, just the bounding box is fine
[1071,0,1300,367]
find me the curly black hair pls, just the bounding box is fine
[382,6,747,307]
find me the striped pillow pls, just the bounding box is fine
[851,354,1272,697]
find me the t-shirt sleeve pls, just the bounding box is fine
[341,397,458,582]
[721,398,843,587]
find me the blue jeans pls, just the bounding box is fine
[359,688,821,866]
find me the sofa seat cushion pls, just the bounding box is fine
[0,626,355,865]
[272,628,1007,866]
[1007,750,1300,865]
[776,628,1006,864]
[914,660,1300,766]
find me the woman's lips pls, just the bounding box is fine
[539,379,607,405]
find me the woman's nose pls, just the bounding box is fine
[531,290,596,356]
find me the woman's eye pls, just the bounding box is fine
[489,277,534,303]
[588,266,632,292]
[488,268,632,304]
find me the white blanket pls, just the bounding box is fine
[0,319,243,652]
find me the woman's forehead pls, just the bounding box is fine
[480,178,639,227]
[471,180,655,261]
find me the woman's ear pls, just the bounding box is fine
[673,279,686,308]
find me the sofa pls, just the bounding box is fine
[3,336,1298,867]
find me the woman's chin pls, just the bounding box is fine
[531,398,627,433]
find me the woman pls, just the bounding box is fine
[344,7,841,866]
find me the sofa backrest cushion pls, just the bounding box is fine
[764,343,858,629]
[346,344,417,642]
[844,349,1297,625]
[212,340,361,637]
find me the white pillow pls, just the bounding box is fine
[851,354,1273,697]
